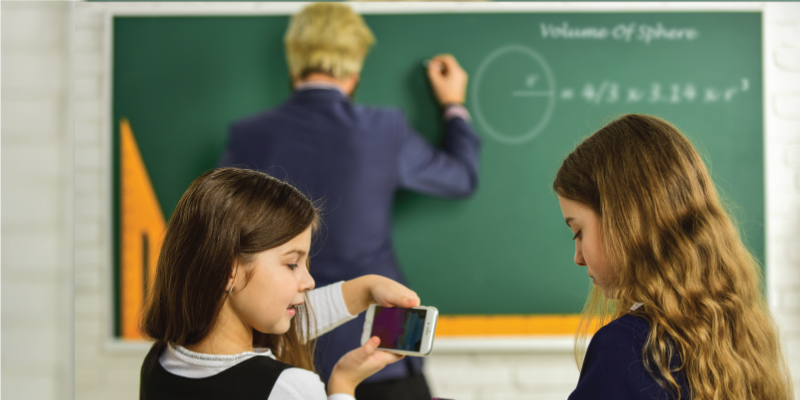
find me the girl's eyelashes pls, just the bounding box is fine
[288,263,299,270]
[572,231,581,241]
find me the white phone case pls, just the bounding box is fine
[361,304,438,356]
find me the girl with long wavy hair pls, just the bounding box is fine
[554,115,793,400]
[139,168,420,400]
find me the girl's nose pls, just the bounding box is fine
[574,245,586,267]
[299,266,315,292]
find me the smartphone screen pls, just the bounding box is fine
[370,306,427,352]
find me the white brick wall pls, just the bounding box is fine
[71,4,151,399]
[766,3,800,395]
[425,352,580,400]
[2,2,73,400]
[2,2,794,400]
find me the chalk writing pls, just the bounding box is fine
[512,74,552,97]
[558,78,749,104]
[473,45,557,145]
[540,22,609,39]
[541,22,699,44]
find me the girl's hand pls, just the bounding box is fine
[342,275,421,316]
[327,336,405,396]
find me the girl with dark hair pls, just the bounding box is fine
[139,167,419,400]
[554,115,793,400]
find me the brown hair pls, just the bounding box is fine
[553,114,793,400]
[284,2,375,80]
[141,167,320,371]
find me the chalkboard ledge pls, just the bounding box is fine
[433,336,574,354]
[106,337,576,355]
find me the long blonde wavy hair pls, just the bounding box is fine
[553,114,793,400]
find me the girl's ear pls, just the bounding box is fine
[227,261,239,294]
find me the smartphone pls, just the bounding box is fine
[361,304,438,356]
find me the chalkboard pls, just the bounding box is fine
[113,12,763,323]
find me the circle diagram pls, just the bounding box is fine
[472,45,556,145]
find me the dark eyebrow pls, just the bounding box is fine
[565,217,574,227]
[282,249,307,257]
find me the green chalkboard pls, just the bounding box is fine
[113,12,763,320]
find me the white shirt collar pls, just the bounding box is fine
[168,342,274,368]
[295,81,346,95]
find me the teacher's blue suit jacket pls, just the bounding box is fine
[219,87,481,384]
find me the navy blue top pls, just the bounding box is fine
[569,314,690,400]
[219,88,481,384]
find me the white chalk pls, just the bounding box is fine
[423,59,445,71]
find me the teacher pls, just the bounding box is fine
[219,3,481,399]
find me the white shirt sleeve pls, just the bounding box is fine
[328,395,357,400]
[267,368,356,400]
[306,281,357,339]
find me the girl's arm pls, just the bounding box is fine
[325,275,418,397]
[305,276,420,340]
[341,274,421,315]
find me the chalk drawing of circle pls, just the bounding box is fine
[472,45,556,145]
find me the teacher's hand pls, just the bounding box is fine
[427,54,468,106]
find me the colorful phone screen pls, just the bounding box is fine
[370,306,427,352]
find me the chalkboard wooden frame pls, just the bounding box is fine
[104,2,766,345]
